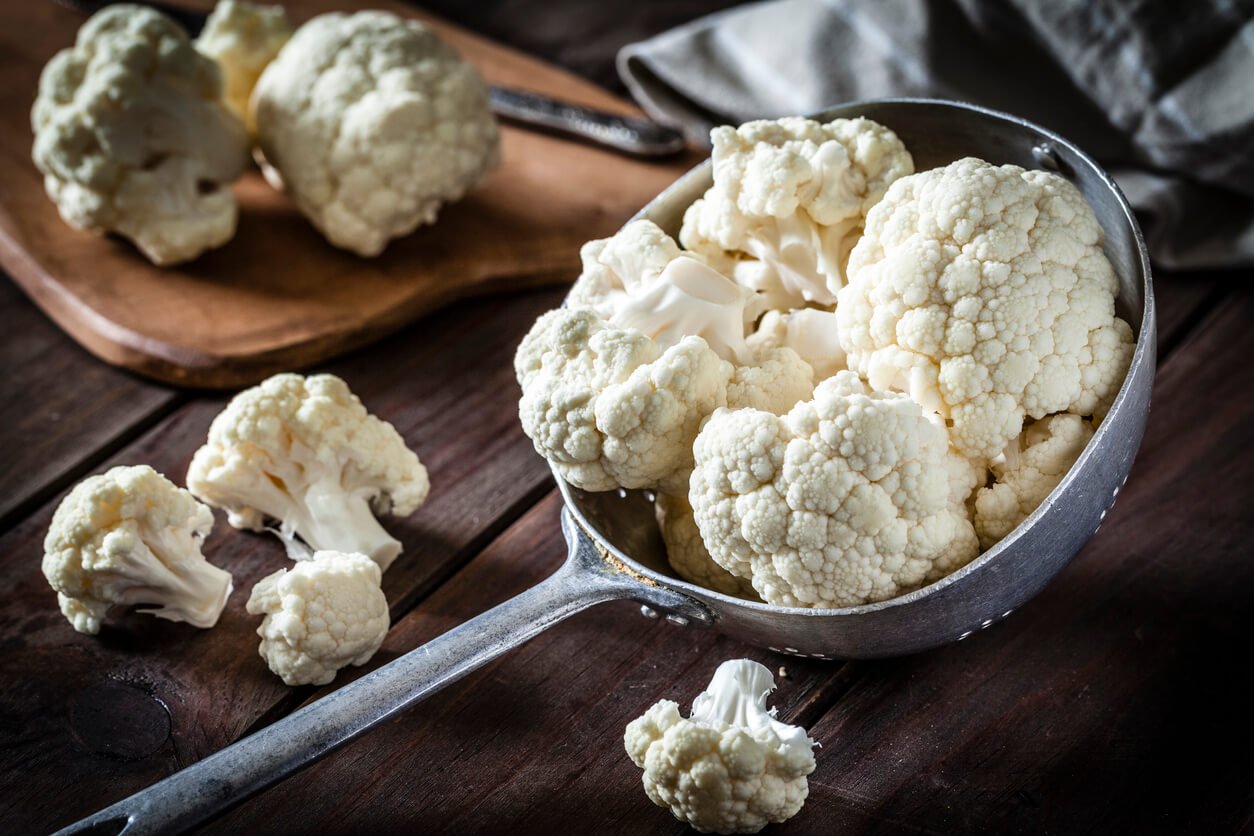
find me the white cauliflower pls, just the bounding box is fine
[690,371,979,608]
[681,117,913,315]
[246,550,389,686]
[567,220,816,417]
[973,413,1094,548]
[514,308,728,494]
[195,0,293,134]
[625,659,816,834]
[42,465,233,635]
[655,493,756,599]
[186,373,429,571]
[748,307,846,381]
[31,5,250,265]
[252,11,500,256]
[838,157,1135,459]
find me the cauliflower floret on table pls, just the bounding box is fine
[625,659,816,834]
[514,308,729,494]
[252,11,500,256]
[246,550,389,686]
[690,371,979,608]
[974,413,1094,549]
[42,465,233,635]
[31,5,250,265]
[195,0,293,134]
[186,373,429,571]
[655,493,756,599]
[681,117,913,315]
[837,156,1135,459]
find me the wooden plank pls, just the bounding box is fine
[203,491,851,834]
[785,287,1254,834]
[0,279,178,529]
[0,287,561,833]
[0,0,695,388]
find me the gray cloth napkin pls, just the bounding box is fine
[618,0,1254,270]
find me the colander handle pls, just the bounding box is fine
[55,508,704,836]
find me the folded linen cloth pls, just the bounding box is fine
[618,0,1254,269]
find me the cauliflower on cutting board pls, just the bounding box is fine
[655,493,756,599]
[625,659,816,834]
[31,5,250,265]
[195,0,293,134]
[252,10,500,256]
[690,371,979,608]
[515,308,728,494]
[681,117,913,315]
[974,413,1094,549]
[42,465,233,635]
[186,373,429,571]
[838,157,1135,460]
[247,550,389,686]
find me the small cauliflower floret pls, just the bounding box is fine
[656,493,757,599]
[252,11,500,256]
[625,659,816,834]
[195,0,293,134]
[726,345,815,415]
[515,308,729,494]
[690,371,979,608]
[748,307,846,381]
[42,465,233,635]
[186,373,429,571]
[681,117,913,315]
[974,413,1094,548]
[31,5,250,265]
[246,550,389,686]
[838,157,1135,460]
[570,220,754,363]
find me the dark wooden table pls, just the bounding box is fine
[3,5,1252,834]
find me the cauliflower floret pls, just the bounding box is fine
[625,659,816,834]
[570,220,754,363]
[515,308,729,494]
[681,117,913,315]
[747,307,846,381]
[725,345,815,415]
[656,493,757,599]
[252,11,500,256]
[973,413,1094,548]
[838,157,1135,459]
[31,5,250,265]
[195,0,293,134]
[690,371,979,608]
[186,373,429,571]
[246,550,389,686]
[42,465,233,635]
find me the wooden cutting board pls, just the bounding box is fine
[0,0,696,388]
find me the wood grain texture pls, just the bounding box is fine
[0,0,695,388]
[787,288,1254,835]
[0,287,561,832]
[205,492,851,835]
[0,279,179,528]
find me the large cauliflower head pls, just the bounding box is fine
[195,0,293,134]
[681,117,913,314]
[973,413,1094,549]
[690,371,979,608]
[252,10,500,256]
[246,550,389,686]
[42,464,233,635]
[31,5,250,265]
[187,373,429,571]
[625,659,816,834]
[838,157,1135,459]
[514,308,729,494]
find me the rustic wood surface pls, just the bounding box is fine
[0,0,696,388]
[0,2,1250,835]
